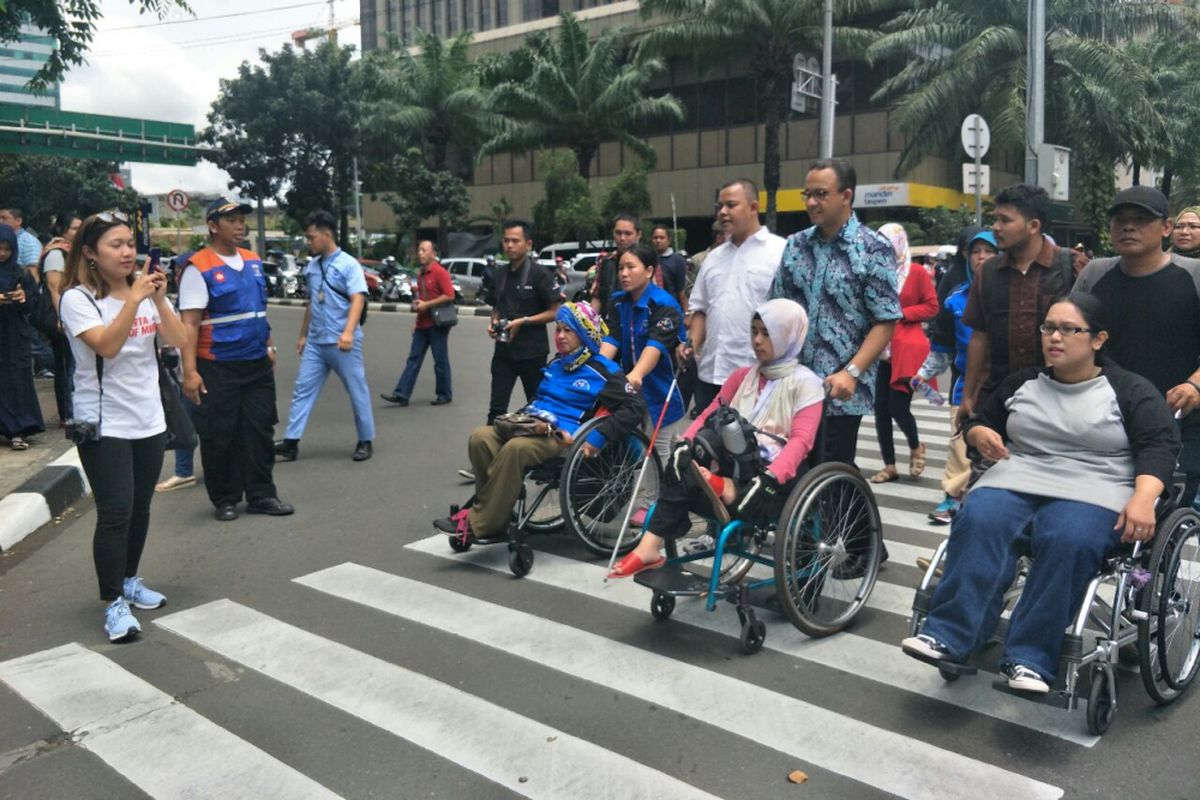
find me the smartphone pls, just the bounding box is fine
[147,247,161,274]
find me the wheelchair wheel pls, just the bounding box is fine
[560,418,658,557]
[650,592,676,621]
[508,542,534,578]
[516,474,565,534]
[1087,664,1115,735]
[773,463,882,638]
[448,535,472,553]
[1137,508,1200,704]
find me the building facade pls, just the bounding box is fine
[360,1,1022,244]
[0,24,60,109]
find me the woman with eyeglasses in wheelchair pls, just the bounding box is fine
[608,298,825,579]
[902,293,1180,694]
[434,301,645,541]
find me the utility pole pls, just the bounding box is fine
[1024,0,1045,184]
[352,156,365,258]
[327,0,337,44]
[818,0,835,159]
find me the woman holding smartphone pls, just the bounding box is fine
[58,212,188,642]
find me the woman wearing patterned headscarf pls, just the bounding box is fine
[870,223,937,484]
[609,298,825,578]
[1171,207,1200,259]
[434,301,646,540]
[0,224,45,449]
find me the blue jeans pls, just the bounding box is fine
[284,339,375,442]
[394,325,451,401]
[921,487,1121,681]
[173,384,199,478]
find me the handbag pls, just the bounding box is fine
[158,355,198,451]
[419,267,458,328]
[31,282,59,338]
[493,411,566,443]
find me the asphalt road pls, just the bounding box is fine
[1,305,1198,799]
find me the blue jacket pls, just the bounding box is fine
[604,284,685,427]
[525,352,645,448]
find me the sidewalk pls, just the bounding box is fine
[0,374,90,553]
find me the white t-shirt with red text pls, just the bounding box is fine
[59,287,167,439]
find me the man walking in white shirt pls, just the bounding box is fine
[682,179,786,414]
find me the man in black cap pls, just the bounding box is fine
[1076,185,1200,504]
[179,198,294,521]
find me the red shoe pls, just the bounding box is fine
[607,551,666,579]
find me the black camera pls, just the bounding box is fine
[64,419,100,444]
[491,318,511,343]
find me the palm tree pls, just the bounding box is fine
[866,1,1192,180]
[358,30,500,178]
[482,12,684,182]
[638,0,894,231]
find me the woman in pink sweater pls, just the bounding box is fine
[609,298,824,578]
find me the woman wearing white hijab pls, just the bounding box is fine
[609,298,825,578]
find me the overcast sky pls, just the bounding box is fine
[58,0,361,197]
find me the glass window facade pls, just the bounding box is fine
[363,0,615,47]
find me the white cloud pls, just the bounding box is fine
[56,0,361,196]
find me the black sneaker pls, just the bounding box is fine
[379,393,408,406]
[353,441,373,461]
[1001,663,1049,694]
[901,633,952,661]
[273,438,299,462]
[245,497,295,516]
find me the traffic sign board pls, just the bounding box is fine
[961,115,990,160]
[962,163,991,195]
[166,189,189,212]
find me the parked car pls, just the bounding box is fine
[538,240,611,265]
[562,252,601,301]
[443,257,502,304]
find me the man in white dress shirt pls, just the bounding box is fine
[682,179,786,414]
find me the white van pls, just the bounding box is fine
[538,240,611,264]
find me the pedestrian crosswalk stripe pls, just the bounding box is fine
[866,478,947,504]
[297,563,1065,800]
[404,536,1098,746]
[156,599,720,800]
[0,643,341,800]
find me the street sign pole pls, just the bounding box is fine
[961,114,991,226]
[974,125,983,225]
[818,0,834,158]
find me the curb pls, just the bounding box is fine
[266,297,495,317]
[0,449,91,552]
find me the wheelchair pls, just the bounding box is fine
[909,476,1200,735]
[443,416,659,577]
[632,418,884,655]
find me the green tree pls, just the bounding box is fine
[358,30,499,179]
[364,147,470,251]
[866,1,1190,180]
[201,40,360,241]
[0,155,136,233]
[638,0,892,232]
[531,150,602,244]
[483,12,683,181]
[600,159,653,224]
[1,0,189,90]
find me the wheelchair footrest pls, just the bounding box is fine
[635,565,719,597]
[990,680,1073,709]
[466,534,510,546]
[905,649,978,676]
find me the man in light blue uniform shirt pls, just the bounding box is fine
[274,210,375,462]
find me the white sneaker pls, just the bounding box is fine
[1002,663,1050,694]
[682,533,715,555]
[901,633,952,661]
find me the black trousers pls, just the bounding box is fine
[78,432,166,601]
[873,361,921,465]
[821,414,863,467]
[649,464,790,541]
[194,357,279,507]
[487,351,545,424]
[692,380,722,418]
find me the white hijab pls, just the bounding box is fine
[729,299,825,461]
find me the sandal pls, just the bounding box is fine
[607,551,666,579]
[10,436,28,451]
[909,444,927,478]
[689,462,732,524]
[869,467,898,484]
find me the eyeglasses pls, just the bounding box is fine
[96,210,129,223]
[1039,323,1093,337]
[803,189,840,201]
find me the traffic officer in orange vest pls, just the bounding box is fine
[179,198,294,521]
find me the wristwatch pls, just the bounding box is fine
[845,363,862,380]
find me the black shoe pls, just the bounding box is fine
[353,441,373,461]
[214,504,239,522]
[273,438,299,462]
[431,396,452,406]
[245,497,295,516]
[379,393,408,406]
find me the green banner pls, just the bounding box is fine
[0,104,204,166]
